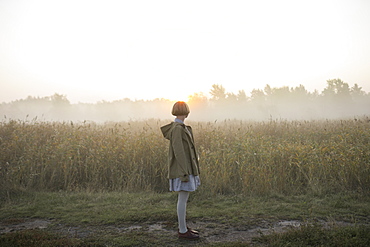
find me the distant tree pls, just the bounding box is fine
[350,83,366,97]
[249,89,267,119]
[291,84,309,97]
[226,92,238,102]
[250,89,265,103]
[188,92,208,107]
[263,86,291,118]
[290,84,312,102]
[51,93,70,107]
[264,84,272,97]
[210,84,226,101]
[50,93,71,120]
[322,79,351,99]
[270,86,291,101]
[349,83,370,116]
[237,90,248,101]
[321,79,353,117]
[2,79,368,122]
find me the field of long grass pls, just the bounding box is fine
[1,117,369,197]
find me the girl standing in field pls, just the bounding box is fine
[161,101,201,240]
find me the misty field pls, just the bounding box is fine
[1,117,370,197]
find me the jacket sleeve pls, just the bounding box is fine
[171,125,189,182]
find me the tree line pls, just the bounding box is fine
[1,79,369,122]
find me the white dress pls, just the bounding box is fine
[169,175,201,192]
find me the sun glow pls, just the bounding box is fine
[2,0,370,103]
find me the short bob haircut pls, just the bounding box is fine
[172,101,190,116]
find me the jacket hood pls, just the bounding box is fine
[161,122,182,140]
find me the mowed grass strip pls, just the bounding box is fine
[0,192,370,246]
[1,192,369,226]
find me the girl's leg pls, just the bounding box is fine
[177,191,189,233]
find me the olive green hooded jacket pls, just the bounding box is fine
[160,122,200,182]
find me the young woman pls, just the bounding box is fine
[161,101,200,240]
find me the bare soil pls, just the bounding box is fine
[0,217,360,246]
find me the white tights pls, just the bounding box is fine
[177,191,189,233]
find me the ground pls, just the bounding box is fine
[0,217,362,246]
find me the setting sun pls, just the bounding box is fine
[1,0,370,103]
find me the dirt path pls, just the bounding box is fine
[0,218,361,246]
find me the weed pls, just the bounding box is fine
[0,229,85,247]
[1,118,369,197]
[254,224,370,247]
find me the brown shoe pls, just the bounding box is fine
[178,229,200,239]
[187,227,199,235]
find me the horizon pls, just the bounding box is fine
[1,79,369,105]
[1,0,370,104]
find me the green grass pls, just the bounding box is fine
[0,229,84,247]
[1,192,369,246]
[255,224,370,247]
[2,192,369,226]
[1,191,177,225]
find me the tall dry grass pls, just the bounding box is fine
[1,118,369,196]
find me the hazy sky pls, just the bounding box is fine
[1,0,370,103]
